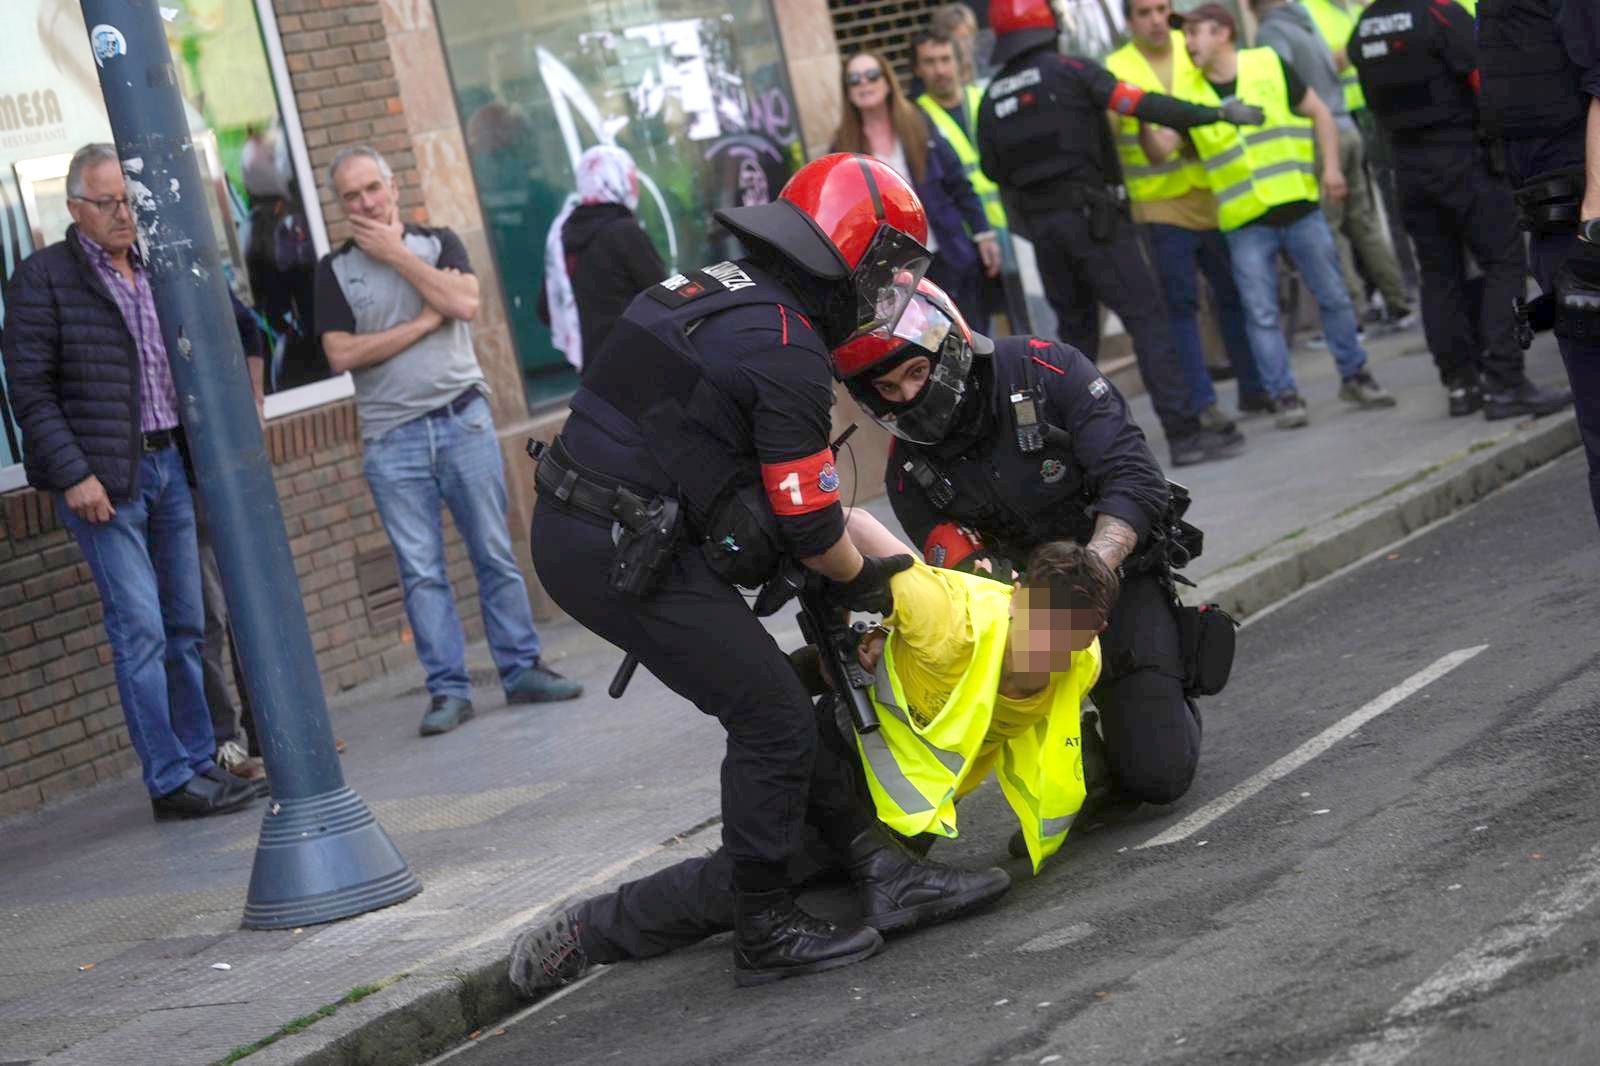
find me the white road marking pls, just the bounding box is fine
[1320,839,1600,1066]
[1137,646,1488,850]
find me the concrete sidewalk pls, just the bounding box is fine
[0,327,1581,1066]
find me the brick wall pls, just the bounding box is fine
[275,0,424,240]
[0,401,480,819]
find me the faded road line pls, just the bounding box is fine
[1137,645,1489,850]
[1320,838,1600,1066]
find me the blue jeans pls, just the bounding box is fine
[1224,210,1369,397]
[363,392,543,699]
[1145,222,1265,408]
[60,445,216,797]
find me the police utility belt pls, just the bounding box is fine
[529,437,682,599]
[1013,181,1127,241]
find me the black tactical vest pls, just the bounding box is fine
[1478,0,1588,142]
[978,51,1117,200]
[893,339,1096,560]
[1353,1,1476,138]
[564,260,798,528]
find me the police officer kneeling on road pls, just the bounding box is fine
[511,154,1011,993]
[975,0,1267,470]
[836,275,1236,824]
[1349,0,1572,421]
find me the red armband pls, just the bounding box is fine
[1467,69,1481,95]
[923,523,985,569]
[761,449,841,516]
[1109,81,1146,115]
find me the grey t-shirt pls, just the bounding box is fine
[315,224,488,442]
[1258,4,1357,130]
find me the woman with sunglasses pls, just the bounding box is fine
[833,50,1001,334]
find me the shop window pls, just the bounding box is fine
[0,0,336,494]
[436,0,805,412]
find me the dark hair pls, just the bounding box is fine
[1021,541,1120,623]
[911,29,954,65]
[833,50,930,184]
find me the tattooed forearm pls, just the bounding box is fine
[1087,513,1138,571]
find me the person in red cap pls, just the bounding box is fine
[511,154,1012,993]
[975,0,1266,468]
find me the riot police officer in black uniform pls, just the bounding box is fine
[975,0,1266,470]
[836,279,1220,815]
[1479,0,1600,529]
[1350,0,1572,420]
[512,155,1011,993]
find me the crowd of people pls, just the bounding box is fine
[3,0,1595,1003]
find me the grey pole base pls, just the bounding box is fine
[243,787,422,930]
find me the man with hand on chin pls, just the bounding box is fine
[318,146,580,739]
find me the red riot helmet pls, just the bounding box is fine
[989,0,1061,67]
[833,278,994,445]
[716,153,932,345]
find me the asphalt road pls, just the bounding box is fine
[436,451,1600,1066]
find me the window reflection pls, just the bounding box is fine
[438,0,805,411]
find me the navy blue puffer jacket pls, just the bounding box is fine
[3,225,146,502]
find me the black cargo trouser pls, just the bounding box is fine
[1020,205,1200,444]
[569,695,871,964]
[1090,571,1200,805]
[1395,142,1529,393]
[531,501,871,899]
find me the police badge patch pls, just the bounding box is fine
[1088,377,1110,400]
[818,462,841,494]
[1040,458,1067,484]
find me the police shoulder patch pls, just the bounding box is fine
[646,261,755,308]
[1087,377,1110,400]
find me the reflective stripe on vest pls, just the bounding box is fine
[854,571,1094,873]
[1300,0,1365,112]
[1180,48,1321,231]
[918,86,1009,234]
[1104,33,1211,203]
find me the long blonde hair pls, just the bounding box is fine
[833,50,929,184]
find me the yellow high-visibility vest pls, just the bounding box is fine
[854,571,1097,873]
[1104,32,1210,203]
[1300,0,1366,112]
[1177,47,1320,232]
[917,86,1009,234]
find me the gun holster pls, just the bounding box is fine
[529,437,682,599]
[1175,603,1239,697]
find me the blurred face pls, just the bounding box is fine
[1128,0,1174,50]
[1184,20,1232,68]
[870,354,932,405]
[914,40,962,100]
[1008,586,1104,675]
[333,155,398,224]
[846,55,890,114]
[66,160,135,255]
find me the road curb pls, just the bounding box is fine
[256,414,1580,1066]
[1188,410,1580,618]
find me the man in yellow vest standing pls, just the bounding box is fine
[1263,0,1415,335]
[1145,3,1398,427]
[1106,0,1271,426]
[913,28,1024,333]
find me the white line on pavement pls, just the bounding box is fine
[1319,838,1600,1066]
[1136,645,1489,850]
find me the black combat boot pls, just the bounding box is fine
[845,825,1011,935]
[733,890,882,987]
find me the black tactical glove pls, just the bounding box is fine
[824,554,915,615]
[1217,99,1265,126]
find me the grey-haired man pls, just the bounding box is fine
[316,146,581,736]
